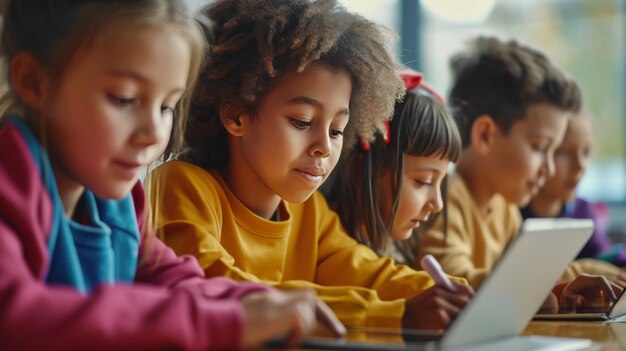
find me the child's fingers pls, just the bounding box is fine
[434,286,472,308]
[595,278,618,302]
[571,295,586,310]
[282,291,318,347]
[436,296,463,318]
[567,275,617,304]
[610,272,626,288]
[433,308,452,328]
[430,296,462,328]
[451,281,475,297]
[609,281,623,297]
[560,286,614,311]
[560,294,585,311]
[287,302,315,346]
[540,292,559,313]
[315,299,346,337]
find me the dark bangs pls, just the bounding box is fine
[395,92,461,162]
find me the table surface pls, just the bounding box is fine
[522,321,626,350]
[278,321,626,350]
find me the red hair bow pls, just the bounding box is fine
[400,69,445,104]
[360,69,445,151]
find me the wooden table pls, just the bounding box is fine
[279,321,626,350]
[523,321,626,350]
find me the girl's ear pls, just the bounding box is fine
[470,114,497,155]
[219,105,249,137]
[10,53,49,111]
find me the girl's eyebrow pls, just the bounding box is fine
[106,69,185,94]
[288,96,350,115]
[406,164,445,174]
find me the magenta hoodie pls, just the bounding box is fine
[0,119,271,350]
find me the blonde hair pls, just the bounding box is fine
[1,0,206,159]
[1,1,206,261]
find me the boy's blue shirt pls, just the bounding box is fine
[11,116,139,292]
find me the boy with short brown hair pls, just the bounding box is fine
[419,37,622,301]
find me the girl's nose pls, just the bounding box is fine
[135,106,170,146]
[309,130,332,158]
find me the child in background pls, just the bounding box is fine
[522,110,626,269]
[418,36,622,311]
[148,0,473,331]
[0,1,342,349]
[322,70,460,267]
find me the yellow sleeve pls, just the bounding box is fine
[313,201,434,297]
[146,162,260,282]
[274,280,406,328]
[146,163,403,328]
[299,193,459,328]
[418,177,522,290]
[561,258,621,280]
[310,193,466,298]
[418,196,489,289]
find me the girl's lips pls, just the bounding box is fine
[410,217,429,228]
[113,161,145,178]
[294,169,324,184]
[116,161,142,168]
[296,167,325,177]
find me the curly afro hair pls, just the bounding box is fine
[180,0,405,169]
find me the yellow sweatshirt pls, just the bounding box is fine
[418,173,522,289]
[147,160,462,328]
[418,173,620,289]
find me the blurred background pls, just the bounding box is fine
[193,0,623,241]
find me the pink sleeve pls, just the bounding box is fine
[0,125,267,350]
[0,225,244,350]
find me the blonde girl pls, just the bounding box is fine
[0,1,340,349]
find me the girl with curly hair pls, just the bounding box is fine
[147,0,471,330]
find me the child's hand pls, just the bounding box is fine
[608,269,626,289]
[402,281,474,330]
[559,274,621,312]
[539,292,559,313]
[240,289,345,348]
